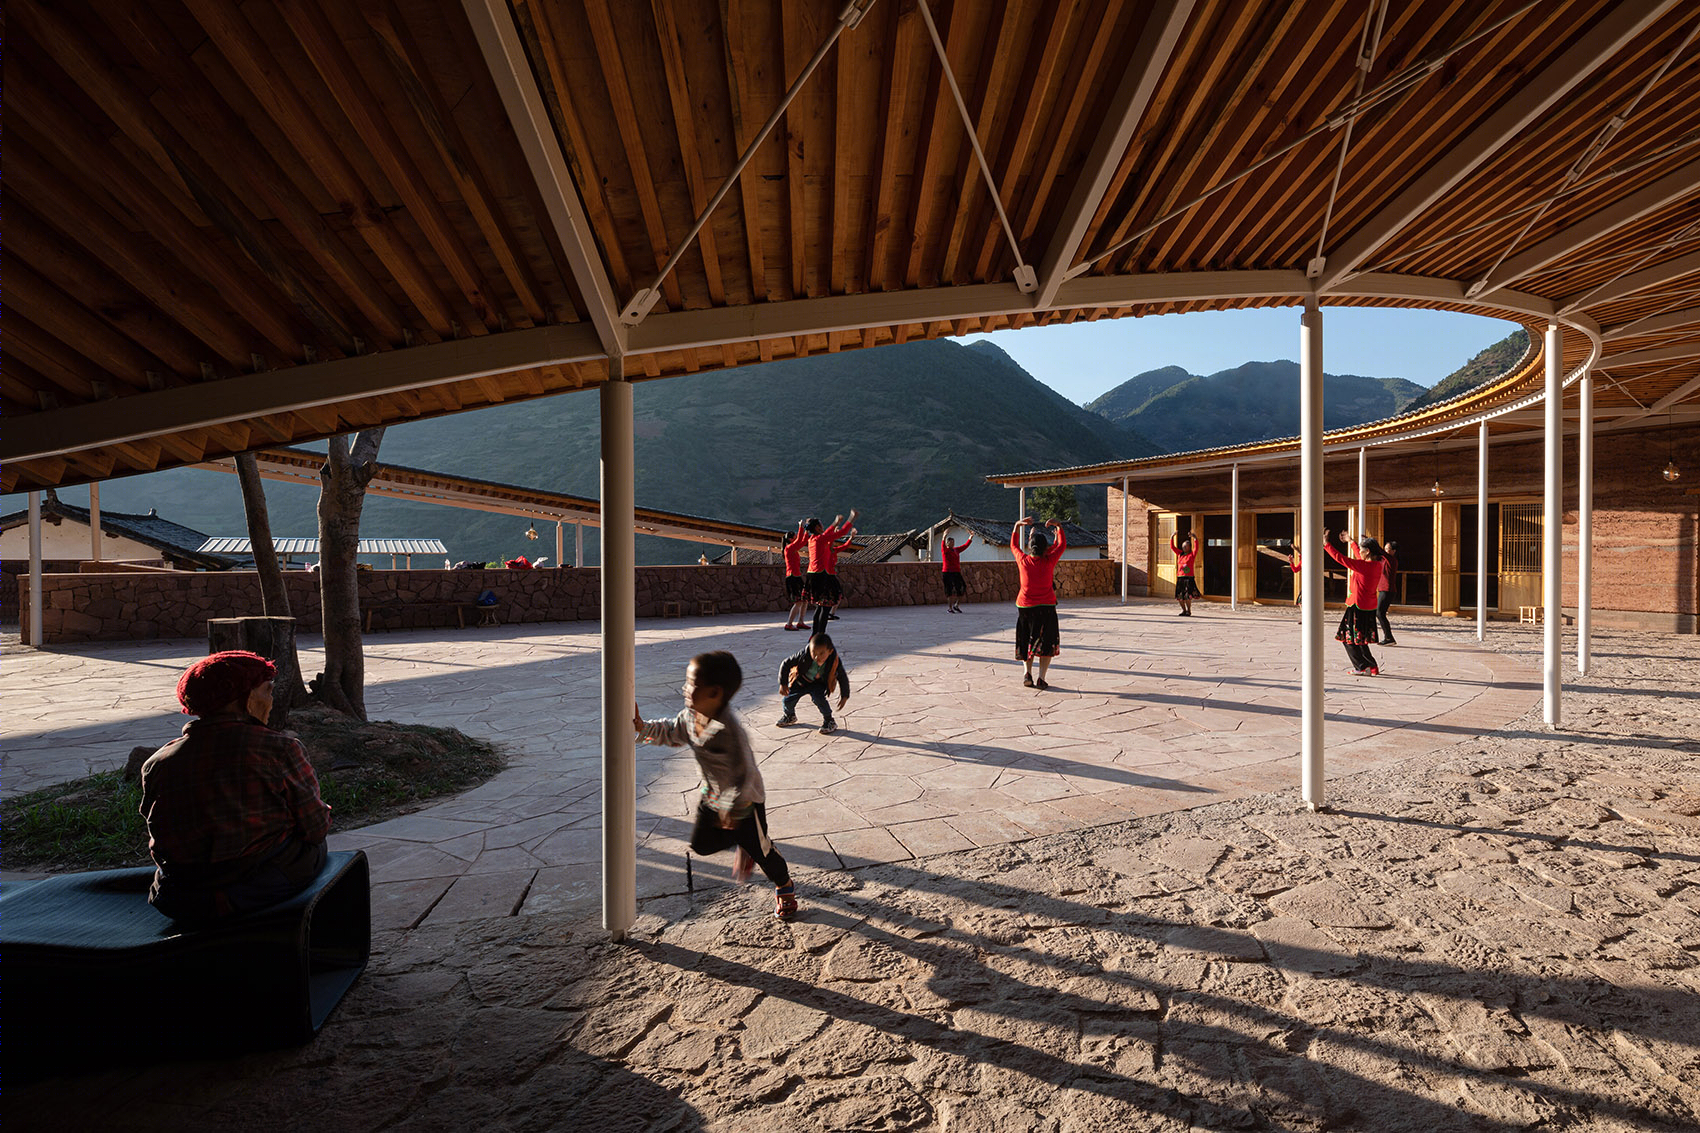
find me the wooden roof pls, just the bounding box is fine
[6,0,1699,493]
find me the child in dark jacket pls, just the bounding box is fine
[776,633,851,735]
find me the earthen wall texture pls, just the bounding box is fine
[21,558,1117,644]
[1102,424,1698,621]
[1104,487,1153,595]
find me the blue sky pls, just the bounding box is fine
[966,305,1519,406]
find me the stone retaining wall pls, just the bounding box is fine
[19,558,1117,644]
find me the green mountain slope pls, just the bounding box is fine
[24,340,1156,565]
[1401,329,1530,412]
[1089,360,1426,452]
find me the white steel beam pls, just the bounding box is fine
[1577,371,1594,675]
[1032,0,1197,307]
[1120,476,1130,604]
[600,376,636,941]
[1318,0,1677,293]
[1602,303,1700,341]
[1300,296,1325,811]
[1562,248,1700,313]
[1230,463,1240,611]
[1542,323,1563,727]
[1473,157,1700,298]
[1476,421,1488,642]
[1597,340,1700,368]
[4,324,604,465]
[27,492,44,648]
[462,0,626,358]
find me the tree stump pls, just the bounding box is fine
[207,617,302,728]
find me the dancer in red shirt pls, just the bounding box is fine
[781,521,809,630]
[1012,517,1066,689]
[939,526,974,613]
[804,509,858,636]
[1170,531,1200,616]
[1324,529,1386,675]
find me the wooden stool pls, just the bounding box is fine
[698,601,717,617]
[661,601,683,618]
[1519,605,1540,623]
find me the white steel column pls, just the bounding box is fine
[27,492,44,648]
[1018,486,1026,521]
[89,482,103,562]
[601,373,637,941]
[556,520,565,569]
[731,546,739,566]
[1230,464,1241,610]
[1577,371,1594,675]
[1120,477,1130,604]
[1542,323,1563,726]
[1356,448,1367,537]
[1300,297,1326,810]
[576,523,585,568]
[1477,422,1489,642]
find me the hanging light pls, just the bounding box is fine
[525,524,540,540]
[1663,410,1682,481]
[1431,441,1445,497]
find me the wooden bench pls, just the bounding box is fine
[1,850,370,1075]
[1519,605,1541,623]
[364,601,497,632]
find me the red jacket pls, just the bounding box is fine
[807,521,852,574]
[782,529,807,576]
[1170,533,1198,576]
[940,536,973,571]
[1325,541,1383,609]
[1012,526,1067,606]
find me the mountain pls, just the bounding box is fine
[1401,329,1530,412]
[13,340,1160,565]
[1087,360,1427,452]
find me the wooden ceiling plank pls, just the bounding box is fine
[1565,248,1700,313]
[580,0,686,310]
[904,0,980,287]
[84,0,396,351]
[371,0,552,327]
[7,315,104,402]
[939,0,1031,286]
[970,0,1078,284]
[1605,303,1700,342]
[182,0,454,340]
[865,0,923,293]
[719,0,772,301]
[3,258,164,392]
[781,1,817,297]
[109,439,167,473]
[1015,0,1123,246]
[512,0,636,300]
[1320,0,1680,291]
[648,0,727,306]
[8,105,296,363]
[277,0,499,333]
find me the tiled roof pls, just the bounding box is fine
[712,531,922,565]
[0,490,235,569]
[924,513,1105,548]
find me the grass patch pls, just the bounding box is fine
[2,706,507,873]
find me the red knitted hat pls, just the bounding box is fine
[176,650,276,715]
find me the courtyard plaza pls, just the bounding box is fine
[5,601,1698,1129]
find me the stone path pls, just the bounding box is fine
[5,599,1538,935]
[8,623,1698,1131]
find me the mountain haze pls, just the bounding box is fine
[1087,360,1426,452]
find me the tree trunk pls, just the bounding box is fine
[314,429,384,719]
[234,452,306,719]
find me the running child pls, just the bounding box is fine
[1324,529,1385,676]
[776,632,850,734]
[804,509,858,636]
[1012,516,1066,689]
[634,651,796,919]
[1170,530,1200,616]
[939,524,974,613]
[781,521,809,630]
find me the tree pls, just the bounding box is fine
[313,428,385,718]
[233,451,307,724]
[1029,485,1081,526]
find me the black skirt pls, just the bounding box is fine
[1015,604,1060,660]
[805,571,842,607]
[1175,575,1201,600]
[785,574,805,601]
[1336,605,1379,645]
[942,570,966,596]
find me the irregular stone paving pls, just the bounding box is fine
[4,599,1537,936]
[11,625,1699,1131]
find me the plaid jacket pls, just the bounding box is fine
[140,711,332,867]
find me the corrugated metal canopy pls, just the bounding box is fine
[197,537,449,556]
[4,0,1699,493]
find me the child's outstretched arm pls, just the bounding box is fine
[634,704,688,746]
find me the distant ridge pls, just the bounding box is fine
[1402,329,1531,412]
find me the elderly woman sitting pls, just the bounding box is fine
[140,651,332,923]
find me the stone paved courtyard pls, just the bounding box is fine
[6,604,1698,1130]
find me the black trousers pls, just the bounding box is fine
[1344,641,1378,671]
[1376,590,1395,640]
[691,802,790,887]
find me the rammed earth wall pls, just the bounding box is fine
[19,558,1117,644]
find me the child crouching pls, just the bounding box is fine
[777,633,850,735]
[635,650,796,920]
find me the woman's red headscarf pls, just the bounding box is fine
[176,650,276,715]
